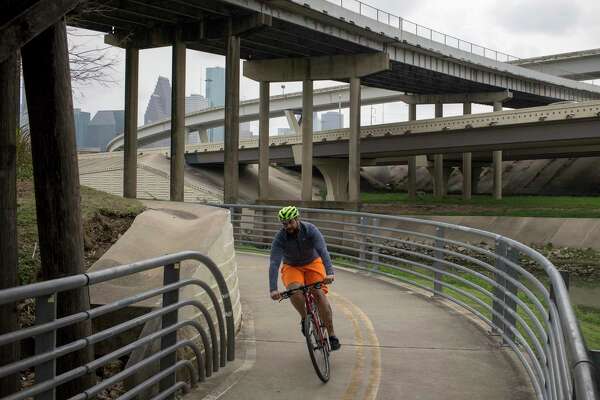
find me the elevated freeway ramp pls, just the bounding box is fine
[189,253,534,400]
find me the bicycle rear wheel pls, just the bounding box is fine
[304,305,330,382]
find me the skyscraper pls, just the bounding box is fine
[185,93,209,114]
[87,110,124,151]
[206,67,225,142]
[144,76,171,124]
[320,111,343,131]
[73,108,91,149]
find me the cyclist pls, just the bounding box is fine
[269,206,341,351]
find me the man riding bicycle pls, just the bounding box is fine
[269,206,341,351]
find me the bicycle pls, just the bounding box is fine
[280,281,331,382]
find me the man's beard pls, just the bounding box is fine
[286,225,299,235]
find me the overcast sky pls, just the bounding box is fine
[68,0,600,133]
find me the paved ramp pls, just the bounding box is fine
[190,253,534,400]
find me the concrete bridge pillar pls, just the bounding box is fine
[315,159,349,201]
[123,47,139,199]
[170,37,186,202]
[462,102,472,200]
[224,31,240,203]
[349,77,361,202]
[301,80,313,201]
[258,81,270,200]
[407,103,417,200]
[493,101,503,200]
[433,103,445,198]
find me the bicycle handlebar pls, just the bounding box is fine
[279,281,325,301]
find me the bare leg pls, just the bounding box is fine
[287,282,306,318]
[314,289,335,337]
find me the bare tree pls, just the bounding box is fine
[67,27,119,86]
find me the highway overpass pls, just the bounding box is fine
[511,48,600,81]
[185,100,600,165]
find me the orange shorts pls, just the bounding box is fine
[281,257,328,294]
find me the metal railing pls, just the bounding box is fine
[0,251,235,400]
[313,0,520,62]
[221,204,598,400]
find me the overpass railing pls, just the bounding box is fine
[222,204,598,400]
[319,0,519,62]
[0,251,235,400]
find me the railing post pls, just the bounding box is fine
[433,227,445,296]
[34,293,57,400]
[358,216,367,269]
[371,217,380,267]
[492,240,508,337]
[160,263,181,398]
[503,246,519,344]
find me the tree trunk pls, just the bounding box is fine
[0,51,20,399]
[21,18,94,398]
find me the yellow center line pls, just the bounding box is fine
[332,292,382,400]
[331,293,366,400]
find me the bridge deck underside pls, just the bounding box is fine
[69,1,591,109]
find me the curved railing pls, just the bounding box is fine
[221,204,598,400]
[0,251,235,400]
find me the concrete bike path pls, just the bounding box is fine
[190,252,534,400]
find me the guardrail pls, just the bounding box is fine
[318,0,519,62]
[0,251,235,400]
[220,204,598,400]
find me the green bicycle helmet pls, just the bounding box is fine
[278,205,299,222]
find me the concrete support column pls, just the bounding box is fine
[407,103,417,200]
[0,53,19,397]
[258,81,270,200]
[123,47,139,199]
[314,159,349,201]
[493,101,503,200]
[301,80,313,201]
[433,154,444,198]
[224,33,240,203]
[462,152,472,200]
[493,151,503,200]
[170,38,185,201]
[462,102,472,200]
[349,77,361,202]
[433,103,445,198]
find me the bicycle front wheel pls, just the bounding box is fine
[304,308,330,382]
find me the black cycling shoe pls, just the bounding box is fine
[329,335,341,351]
[300,318,305,336]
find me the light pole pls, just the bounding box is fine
[281,84,286,96]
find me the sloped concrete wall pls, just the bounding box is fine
[88,200,242,346]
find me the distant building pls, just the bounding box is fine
[87,110,124,152]
[185,93,209,114]
[206,67,225,142]
[73,108,91,149]
[240,122,252,139]
[320,111,342,130]
[144,76,171,124]
[278,127,292,135]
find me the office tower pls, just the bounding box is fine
[144,76,171,124]
[73,108,91,149]
[320,111,343,130]
[87,110,124,152]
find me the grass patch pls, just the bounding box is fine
[361,192,600,218]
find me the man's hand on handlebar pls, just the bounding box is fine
[324,274,335,284]
[270,290,282,301]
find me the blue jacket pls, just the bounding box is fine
[269,221,334,291]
